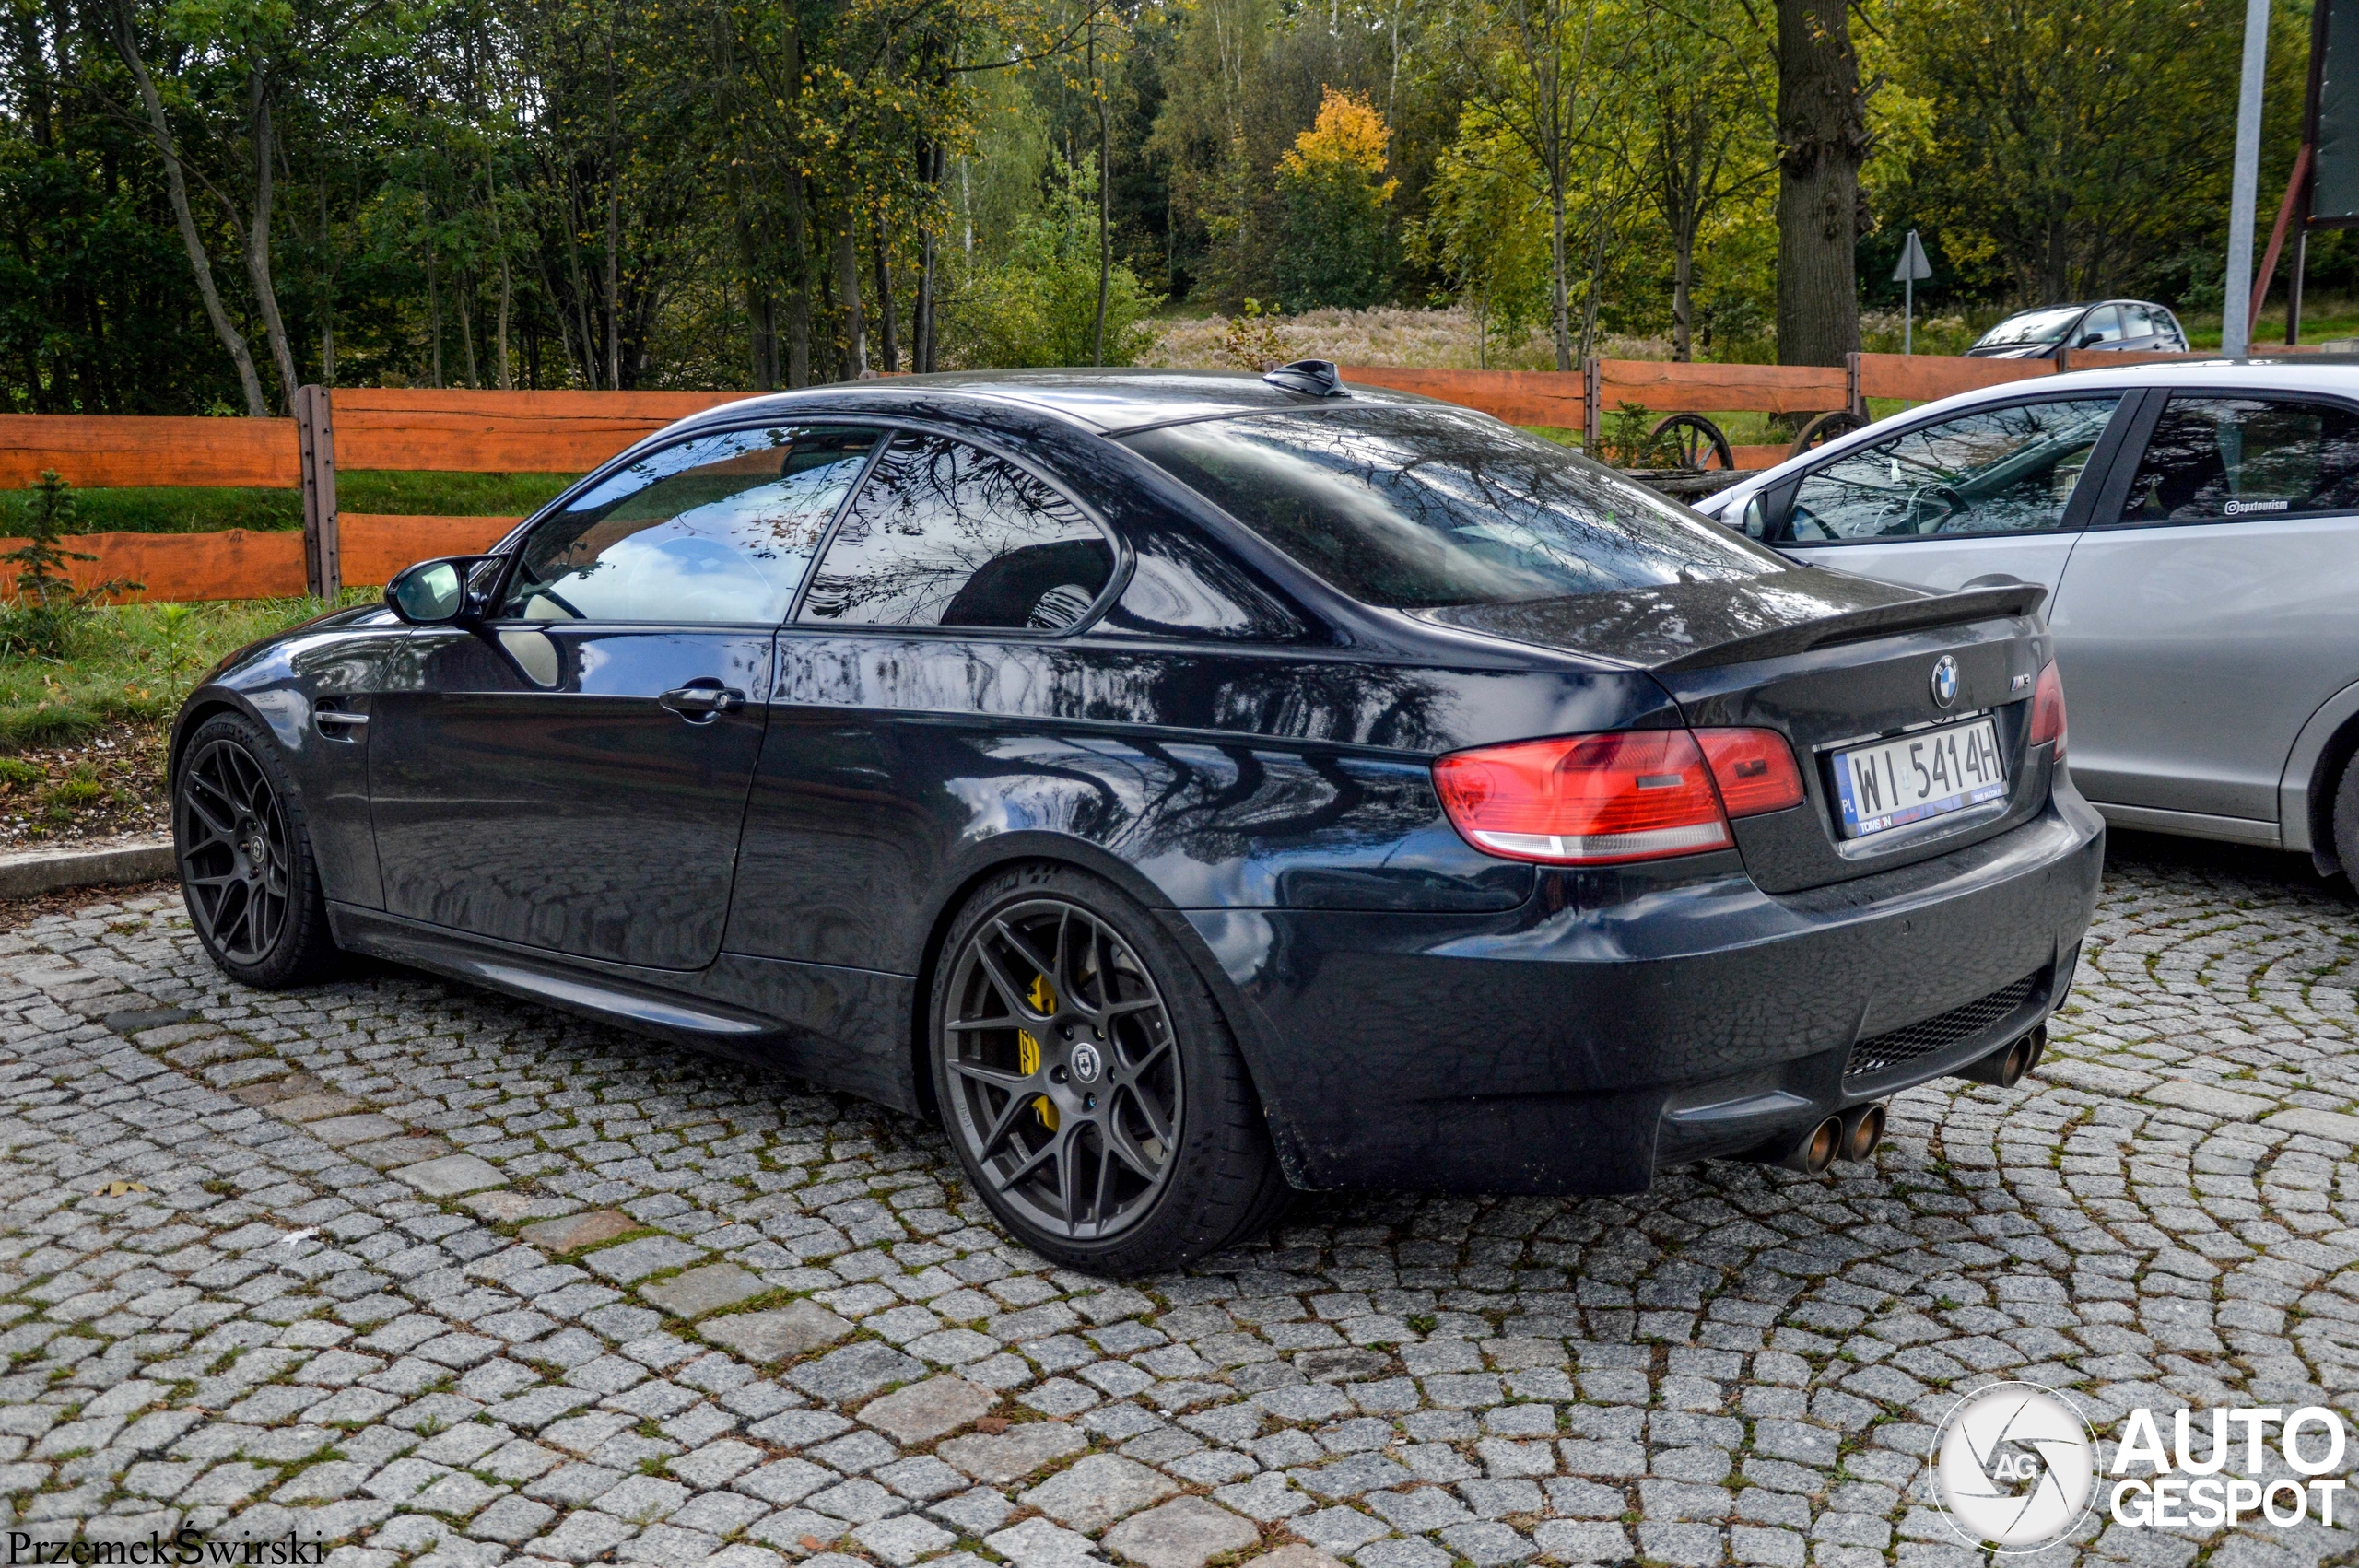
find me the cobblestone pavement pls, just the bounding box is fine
[3,835,2358,1568]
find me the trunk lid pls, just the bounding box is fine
[1420,574,2058,893]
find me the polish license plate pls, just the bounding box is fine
[1830,718,2008,839]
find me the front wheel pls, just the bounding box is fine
[175,712,338,988]
[929,863,1289,1273]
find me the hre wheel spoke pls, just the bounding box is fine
[945,895,1181,1243]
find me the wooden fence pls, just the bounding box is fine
[0,346,2320,604]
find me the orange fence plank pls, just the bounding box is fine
[1855,355,2054,403]
[332,389,750,472]
[341,514,521,586]
[0,415,299,489]
[1598,360,1848,415]
[0,529,304,603]
[1337,367,1586,427]
[1731,444,1788,471]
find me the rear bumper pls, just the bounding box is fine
[1180,789,2105,1194]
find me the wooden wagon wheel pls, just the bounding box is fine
[1649,413,1736,472]
[1786,409,1869,461]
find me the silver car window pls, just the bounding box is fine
[2118,396,2359,523]
[1782,397,2123,543]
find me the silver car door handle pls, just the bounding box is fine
[659,685,745,720]
[313,706,370,737]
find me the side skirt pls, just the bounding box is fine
[329,903,921,1114]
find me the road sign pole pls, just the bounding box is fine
[1893,229,1932,357]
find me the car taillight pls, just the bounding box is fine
[2030,661,2066,758]
[1433,726,1801,866]
[1695,728,1806,815]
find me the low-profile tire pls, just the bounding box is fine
[174,711,338,989]
[928,861,1286,1274]
[2333,755,2359,889]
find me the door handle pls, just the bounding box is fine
[313,700,370,739]
[659,684,745,722]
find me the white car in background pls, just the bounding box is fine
[1694,359,2359,875]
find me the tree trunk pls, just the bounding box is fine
[915,143,939,374]
[1672,217,1695,361]
[873,219,898,373]
[836,219,865,378]
[1549,177,1572,372]
[427,240,443,388]
[241,77,300,406]
[1092,24,1110,366]
[1773,0,1864,367]
[487,161,512,388]
[457,275,479,387]
[110,0,268,415]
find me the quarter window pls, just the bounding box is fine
[1782,398,2122,543]
[499,425,879,623]
[2118,396,2359,522]
[797,435,1114,630]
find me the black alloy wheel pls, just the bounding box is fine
[175,713,336,987]
[931,864,1289,1272]
[944,896,1180,1238]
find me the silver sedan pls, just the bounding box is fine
[1694,359,2359,873]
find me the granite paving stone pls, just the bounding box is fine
[0,848,2350,1568]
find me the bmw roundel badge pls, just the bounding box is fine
[1931,655,1959,708]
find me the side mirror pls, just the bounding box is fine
[2078,332,2104,348]
[1741,493,1768,539]
[385,556,487,624]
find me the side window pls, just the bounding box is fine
[2078,305,2124,346]
[499,425,879,623]
[797,434,1114,630]
[1781,397,2122,543]
[2117,396,2359,523]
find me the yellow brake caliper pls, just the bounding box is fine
[1019,974,1059,1130]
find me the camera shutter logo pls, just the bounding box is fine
[1930,1382,2097,1550]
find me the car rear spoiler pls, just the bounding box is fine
[1650,582,2048,673]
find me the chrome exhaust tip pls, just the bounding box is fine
[1774,1115,1845,1175]
[1837,1101,1886,1162]
[1953,1031,2038,1088]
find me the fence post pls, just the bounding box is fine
[295,385,340,601]
[1581,358,1601,453]
[1846,353,1866,418]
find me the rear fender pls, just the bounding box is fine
[2279,675,2359,866]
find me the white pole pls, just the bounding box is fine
[1905,276,1914,357]
[2223,0,2271,357]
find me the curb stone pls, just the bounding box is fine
[0,836,173,898]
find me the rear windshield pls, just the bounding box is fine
[1122,406,1784,608]
[1977,306,2083,348]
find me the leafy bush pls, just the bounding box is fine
[0,474,139,661]
[1273,89,1400,312]
[1215,300,1298,371]
[941,155,1163,369]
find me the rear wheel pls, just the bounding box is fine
[929,863,1287,1273]
[175,713,337,988]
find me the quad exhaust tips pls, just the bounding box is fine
[1954,1024,2048,1088]
[1766,1102,1885,1174]
[1838,1101,1885,1163]
[1774,1116,1845,1174]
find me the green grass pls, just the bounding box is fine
[0,471,577,536]
[0,595,368,752]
